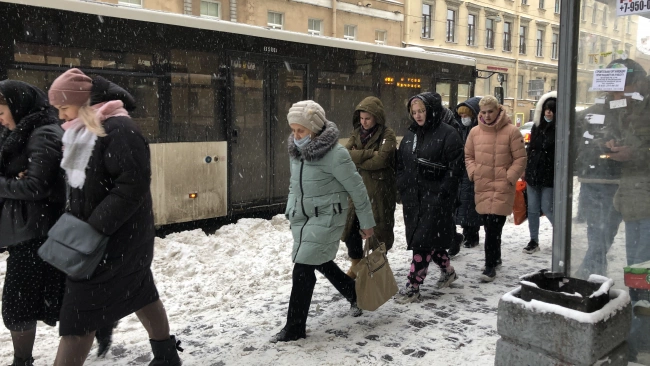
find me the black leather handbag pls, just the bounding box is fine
[38,213,108,280]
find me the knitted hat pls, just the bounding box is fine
[48,68,93,106]
[457,105,474,117]
[287,100,327,133]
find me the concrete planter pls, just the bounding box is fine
[495,286,631,366]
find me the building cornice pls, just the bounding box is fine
[535,20,550,27]
[445,0,464,8]
[466,3,482,13]
[289,0,404,21]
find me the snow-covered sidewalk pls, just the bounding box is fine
[0,202,623,365]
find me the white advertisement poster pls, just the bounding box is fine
[591,68,628,92]
[617,0,650,17]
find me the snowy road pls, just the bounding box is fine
[0,199,629,365]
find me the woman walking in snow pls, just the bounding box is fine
[395,92,463,303]
[522,91,556,254]
[341,96,396,279]
[0,80,66,366]
[271,100,375,343]
[48,69,182,365]
[465,96,527,282]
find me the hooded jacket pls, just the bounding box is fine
[465,105,527,216]
[341,97,397,250]
[396,92,463,251]
[0,80,65,248]
[525,91,556,188]
[285,121,375,265]
[453,97,483,227]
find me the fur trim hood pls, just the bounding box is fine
[288,120,340,161]
[534,91,557,126]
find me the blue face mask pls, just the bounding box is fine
[294,135,311,150]
[544,116,553,123]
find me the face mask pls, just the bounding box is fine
[461,117,473,126]
[544,116,553,123]
[294,135,311,150]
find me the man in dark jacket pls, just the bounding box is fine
[453,97,484,251]
[395,92,463,303]
[341,96,397,278]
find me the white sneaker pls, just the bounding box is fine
[395,284,421,304]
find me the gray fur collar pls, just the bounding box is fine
[288,121,340,161]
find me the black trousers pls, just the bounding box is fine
[344,217,364,260]
[462,225,480,241]
[481,214,506,268]
[285,261,356,333]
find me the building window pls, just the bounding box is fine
[536,30,544,57]
[486,19,495,49]
[422,3,433,38]
[119,0,142,6]
[517,75,524,99]
[589,38,597,64]
[501,74,508,98]
[578,37,584,63]
[375,30,387,45]
[519,25,527,54]
[539,0,544,9]
[612,43,619,60]
[602,7,608,26]
[551,78,556,91]
[600,39,607,64]
[592,4,597,24]
[503,22,512,52]
[627,19,632,34]
[555,0,560,13]
[468,14,476,46]
[522,0,528,5]
[200,1,220,18]
[625,44,632,58]
[614,16,619,30]
[344,25,357,40]
[485,76,492,96]
[551,33,559,59]
[446,9,456,42]
[308,19,322,36]
[581,1,586,21]
[267,12,283,29]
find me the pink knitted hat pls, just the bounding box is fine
[48,68,93,106]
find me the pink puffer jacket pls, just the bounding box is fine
[465,106,527,216]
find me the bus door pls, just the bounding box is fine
[435,79,457,109]
[229,57,306,209]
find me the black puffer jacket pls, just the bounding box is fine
[454,97,483,227]
[396,92,463,251]
[525,91,556,188]
[0,80,65,248]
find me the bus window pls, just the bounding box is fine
[459,83,471,101]
[436,81,452,108]
[380,71,426,138]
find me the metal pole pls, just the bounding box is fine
[552,0,581,275]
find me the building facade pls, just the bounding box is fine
[403,0,639,122]
[95,0,405,47]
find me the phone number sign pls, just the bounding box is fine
[617,0,650,16]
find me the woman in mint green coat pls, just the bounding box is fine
[270,100,376,343]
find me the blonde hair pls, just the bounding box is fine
[78,102,106,137]
[479,95,500,110]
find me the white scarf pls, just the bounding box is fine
[60,101,129,188]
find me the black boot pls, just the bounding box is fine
[269,327,307,343]
[448,233,463,257]
[149,335,183,366]
[10,357,34,366]
[96,321,119,357]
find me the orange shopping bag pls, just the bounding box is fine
[513,180,528,225]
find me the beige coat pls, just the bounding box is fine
[465,106,527,216]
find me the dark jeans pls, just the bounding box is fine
[285,261,356,333]
[407,249,451,288]
[576,183,622,277]
[344,216,363,260]
[481,214,506,268]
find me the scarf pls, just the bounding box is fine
[360,124,379,146]
[61,100,129,188]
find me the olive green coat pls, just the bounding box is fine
[613,96,650,221]
[341,97,397,250]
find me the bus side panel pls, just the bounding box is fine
[150,142,228,225]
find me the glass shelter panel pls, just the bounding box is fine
[566,1,650,363]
